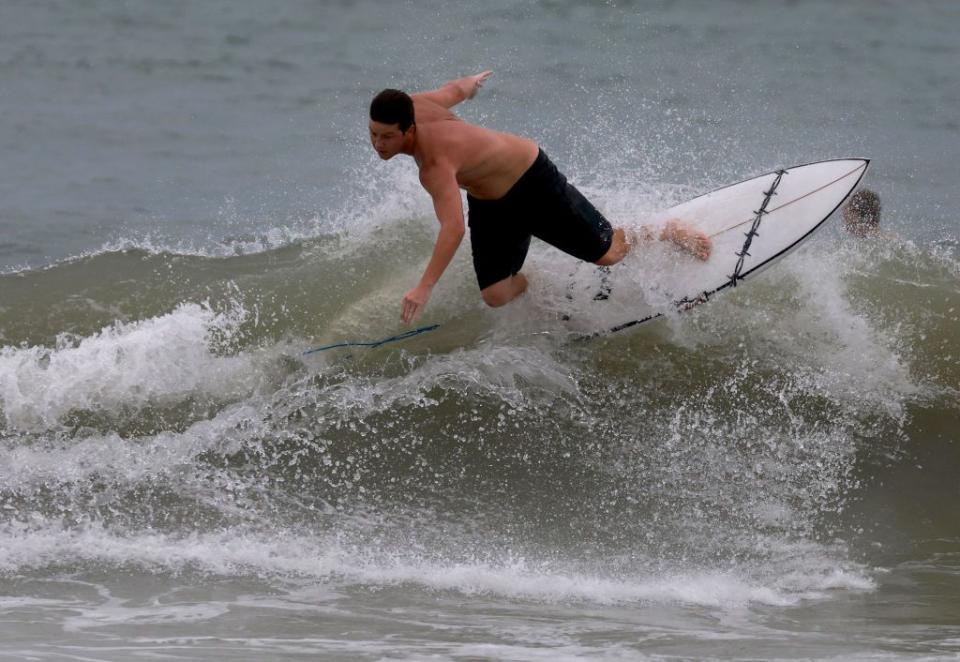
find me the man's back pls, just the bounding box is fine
[411,95,539,200]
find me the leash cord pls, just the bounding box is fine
[303,324,440,355]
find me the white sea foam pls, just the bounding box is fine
[351,561,796,607]
[0,522,874,609]
[0,302,265,431]
[782,249,917,400]
[0,402,263,488]
[305,342,579,417]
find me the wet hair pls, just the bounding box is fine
[370,89,415,132]
[843,189,881,230]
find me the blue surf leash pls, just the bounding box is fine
[303,324,440,355]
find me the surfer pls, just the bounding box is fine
[841,189,882,238]
[369,71,712,324]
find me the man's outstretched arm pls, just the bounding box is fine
[413,71,492,109]
[400,164,466,324]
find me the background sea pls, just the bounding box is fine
[1,1,959,660]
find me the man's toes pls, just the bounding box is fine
[699,238,712,260]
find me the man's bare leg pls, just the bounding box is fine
[481,272,528,308]
[596,228,631,266]
[594,221,711,268]
[625,220,712,261]
[478,220,709,309]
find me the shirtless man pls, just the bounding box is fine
[368,71,712,324]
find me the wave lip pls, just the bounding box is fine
[0,302,261,432]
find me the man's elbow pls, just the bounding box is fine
[438,217,466,238]
[447,223,466,241]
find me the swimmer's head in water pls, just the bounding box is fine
[842,189,882,237]
[369,89,415,160]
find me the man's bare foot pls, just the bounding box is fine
[625,225,657,246]
[660,219,712,260]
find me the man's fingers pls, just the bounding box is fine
[401,297,420,324]
[469,71,493,97]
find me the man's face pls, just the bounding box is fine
[369,120,407,160]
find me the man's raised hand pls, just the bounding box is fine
[462,70,493,99]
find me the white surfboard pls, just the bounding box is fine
[602,158,870,334]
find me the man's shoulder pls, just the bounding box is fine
[412,95,458,122]
[419,118,490,152]
[415,121,476,159]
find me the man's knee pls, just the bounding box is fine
[595,251,624,267]
[482,279,520,307]
[481,288,513,307]
[481,273,526,307]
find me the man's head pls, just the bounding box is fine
[842,189,882,237]
[369,89,415,160]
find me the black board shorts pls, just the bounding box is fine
[466,149,614,290]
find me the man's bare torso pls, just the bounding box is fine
[411,96,539,200]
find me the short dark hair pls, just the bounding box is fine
[370,89,415,132]
[844,189,881,226]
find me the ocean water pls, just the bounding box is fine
[1,1,959,660]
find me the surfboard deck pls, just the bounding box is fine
[592,158,870,336]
